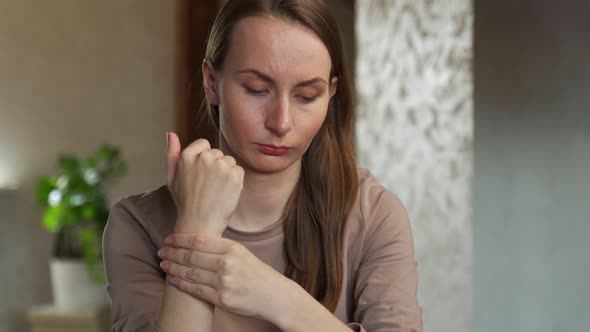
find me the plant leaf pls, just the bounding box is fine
[81,205,97,220]
[58,155,80,176]
[42,206,62,232]
[36,177,57,206]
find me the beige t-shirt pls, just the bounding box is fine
[102,168,423,332]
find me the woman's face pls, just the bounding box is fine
[203,15,337,174]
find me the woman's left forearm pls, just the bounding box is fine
[268,279,353,332]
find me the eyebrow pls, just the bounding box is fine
[237,69,328,87]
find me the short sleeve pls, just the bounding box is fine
[102,198,165,332]
[351,177,423,332]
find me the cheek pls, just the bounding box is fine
[220,94,264,142]
[298,106,329,144]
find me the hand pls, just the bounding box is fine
[165,132,245,235]
[157,232,301,322]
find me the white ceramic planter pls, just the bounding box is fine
[49,258,107,309]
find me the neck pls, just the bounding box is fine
[220,139,301,232]
[233,161,300,231]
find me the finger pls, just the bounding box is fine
[165,132,181,186]
[232,165,245,179]
[168,276,220,306]
[159,246,221,271]
[181,138,211,163]
[164,232,236,254]
[199,148,224,162]
[220,155,236,167]
[161,261,219,289]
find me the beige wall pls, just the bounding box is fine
[0,1,176,331]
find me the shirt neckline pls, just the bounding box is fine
[223,218,284,241]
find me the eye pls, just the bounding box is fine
[244,86,267,96]
[298,95,317,103]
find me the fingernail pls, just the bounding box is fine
[165,132,169,145]
[160,261,169,269]
[164,236,173,244]
[157,248,164,257]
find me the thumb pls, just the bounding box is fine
[165,131,181,186]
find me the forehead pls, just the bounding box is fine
[224,15,332,80]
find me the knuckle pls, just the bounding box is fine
[217,256,230,269]
[218,290,233,307]
[195,138,208,144]
[188,269,200,282]
[203,149,222,162]
[231,167,242,179]
[195,138,211,150]
[190,234,204,248]
[235,166,245,177]
[198,149,211,160]
[193,285,204,297]
[223,256,234,268]
[221,156,236,167]
[183,250,193,264]
[219,274,232,288]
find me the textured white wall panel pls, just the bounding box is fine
[355,1,473,331]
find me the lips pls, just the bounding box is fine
[256,144,291,156]
[265,144,289,149]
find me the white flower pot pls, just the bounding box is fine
[49,258,107,309]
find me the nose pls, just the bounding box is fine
[264,95,293,136]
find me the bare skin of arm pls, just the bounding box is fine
[157,221,217,332]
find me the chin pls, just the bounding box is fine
[245,154,300,174]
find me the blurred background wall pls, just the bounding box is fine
[0,1,175,331]
[473,0,590,331]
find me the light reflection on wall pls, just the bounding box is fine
[0,162,20,189]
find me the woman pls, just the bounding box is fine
[102,1,423,331]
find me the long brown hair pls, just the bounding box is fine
[203,0,358,312]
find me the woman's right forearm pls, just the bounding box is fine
[157,219,218,332]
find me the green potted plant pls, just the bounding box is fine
[36,144,127,308]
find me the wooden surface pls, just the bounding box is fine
[27,304,110,332]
